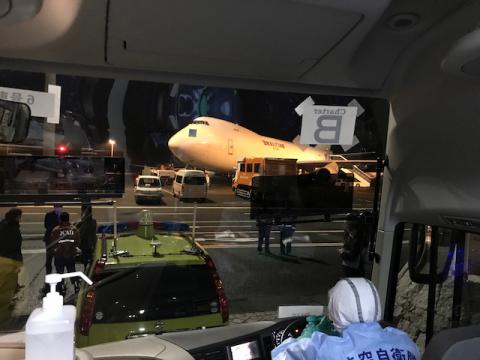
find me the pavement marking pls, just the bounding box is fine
[194,230,344,235]
[202,242,343,249]
[23,212,78,216]
[23,249,45,254]
[151,212,193,215]
[96,206,251,210]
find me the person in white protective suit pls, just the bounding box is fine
[272,277,420,360]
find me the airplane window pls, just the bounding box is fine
[0,69,388,350]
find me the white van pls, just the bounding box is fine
[134,175,163,204]
[173,169,208,201]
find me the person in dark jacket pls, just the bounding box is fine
[76,205,97,271]
[256,216,272,254]
[0,208,23,262]
[50,211,81,292]
[43,204,62,274]
[0,208,23,325]
[340,212,369,278]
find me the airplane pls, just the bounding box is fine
[167,116,331,172]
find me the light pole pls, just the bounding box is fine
[108,139,116,157]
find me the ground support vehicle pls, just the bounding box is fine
[76,218,228,347]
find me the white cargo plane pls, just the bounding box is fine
[167,116,330,172]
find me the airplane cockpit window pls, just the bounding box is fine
[0,70,389,354]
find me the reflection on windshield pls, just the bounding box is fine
[93,266,217,323]
[0,71,388,345]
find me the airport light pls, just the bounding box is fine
[56,144,68,156]
[108,139,116,157]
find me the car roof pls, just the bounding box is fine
[100,234,206,268]
[176,169,205,175]
[137,175,160,179]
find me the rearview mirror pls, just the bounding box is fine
[0,100,31,143]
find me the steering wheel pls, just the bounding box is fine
[279,317,308,344]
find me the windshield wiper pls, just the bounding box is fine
[93,264,142,289]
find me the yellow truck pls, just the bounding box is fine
[232,157,297,198]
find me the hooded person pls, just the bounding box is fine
[272,278,420,360]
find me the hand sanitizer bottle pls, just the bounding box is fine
[25,272,92,360]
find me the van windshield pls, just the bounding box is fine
[138,178,161,187]
[92,265,218,323]
[184,176,206,185]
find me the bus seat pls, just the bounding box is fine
[422,325,480,360]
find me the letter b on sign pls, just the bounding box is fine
[314,115,341,143]
[299,105,357,145]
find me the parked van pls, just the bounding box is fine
[173,169,208,201]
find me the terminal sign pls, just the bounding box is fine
[300,105,357,145]
[0,86,56,118]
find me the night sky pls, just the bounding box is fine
[0,70,389,168]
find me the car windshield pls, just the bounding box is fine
[183,176,206,185]
[0,70,388,348]
[93,265,218,323]
[138,178,161,187]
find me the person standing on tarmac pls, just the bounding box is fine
[0,208,23,263]
[76,205,97,271]
[340,212,370,278]
[272,278,420,360]
[0,208,23,324]
[256,216,272,254]
[50,212,81,292]
[43,204,62,274]
[279,222,296,255]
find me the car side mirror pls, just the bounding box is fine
[0,100,32,143]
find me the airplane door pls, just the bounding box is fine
[228,139,234,155]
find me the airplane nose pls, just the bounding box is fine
[168,134,180,153]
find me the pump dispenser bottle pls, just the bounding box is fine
[25,272,92,360]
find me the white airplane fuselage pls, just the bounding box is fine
[168,117,329,172]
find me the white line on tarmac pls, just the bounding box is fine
[23,249,45,254]
[23,212,78,216]
[194,230,343,235]
[201,242,343,249]
[151,212,193,215]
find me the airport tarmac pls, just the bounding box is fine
[1,177,376,331]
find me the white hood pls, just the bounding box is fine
[327,278,381,332]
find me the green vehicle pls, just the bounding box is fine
[75,211,228,347]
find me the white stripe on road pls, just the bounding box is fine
[23,241,342,252]
[202,242,343,249]
[192,230,344,235]
[23,248,45,254]
[23,212,78,216]
[151,212,194,215]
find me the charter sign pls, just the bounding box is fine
[300,106,357,145]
